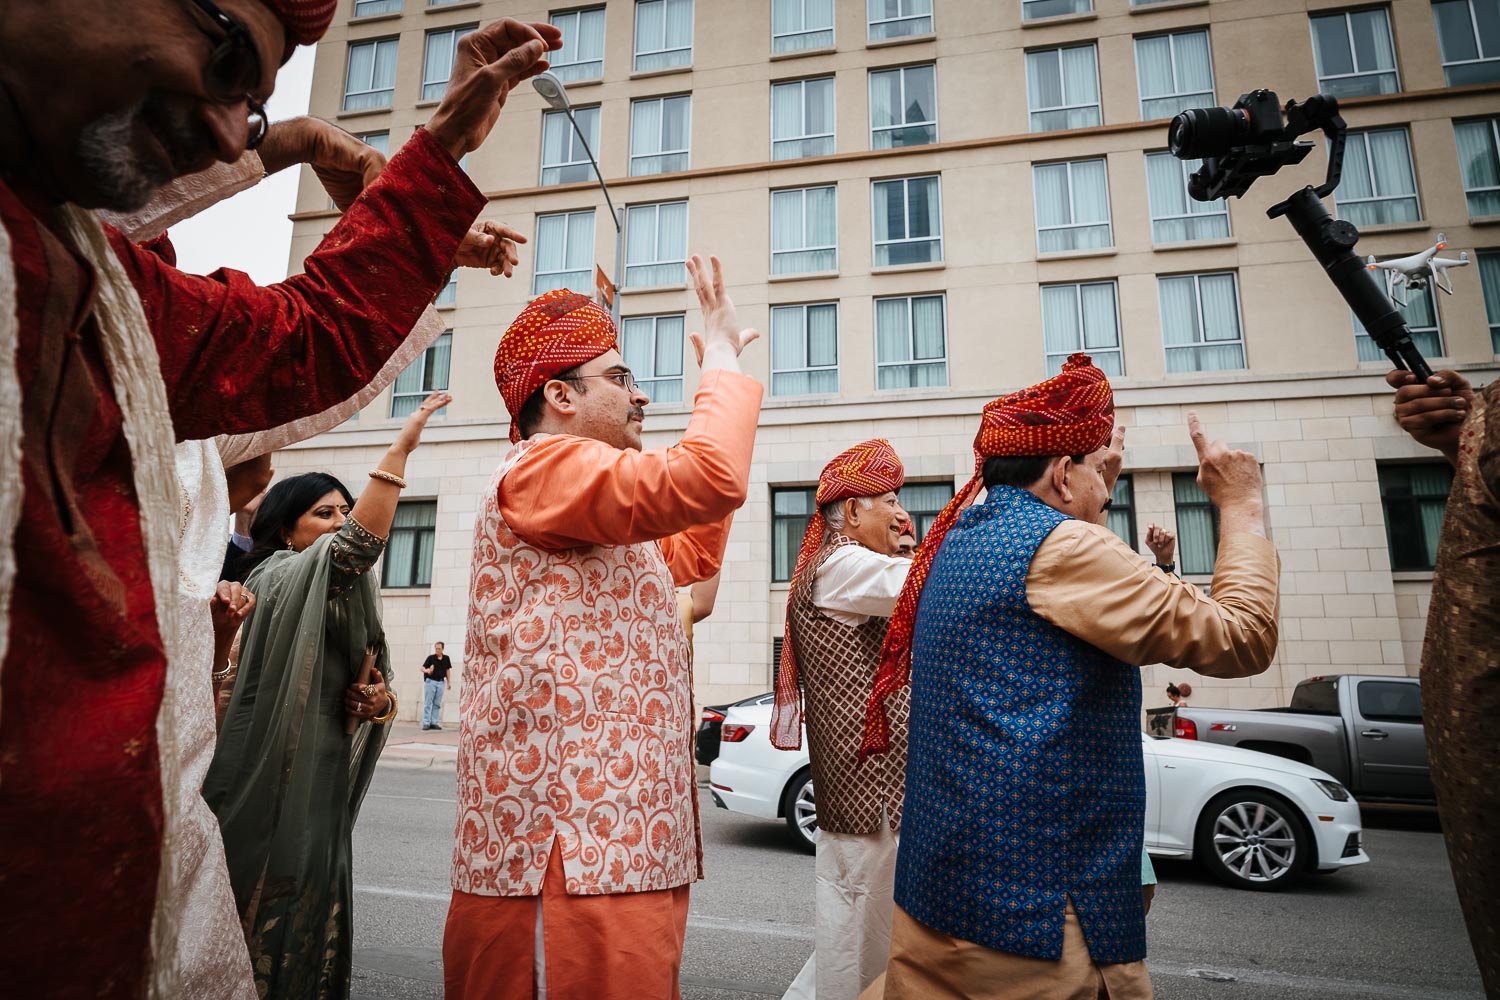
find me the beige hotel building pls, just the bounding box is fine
[280,0,1500,722]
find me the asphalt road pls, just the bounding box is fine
[350,758,1485,999]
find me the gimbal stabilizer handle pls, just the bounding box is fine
[1270,187,1433,380]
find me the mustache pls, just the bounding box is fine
[628,406,645,422]
[1100,498,1114,513]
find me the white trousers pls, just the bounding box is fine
[783,824,900,1000]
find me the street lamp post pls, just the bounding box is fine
[532,71,624,327]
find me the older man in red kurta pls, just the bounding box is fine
[0,4,562,995]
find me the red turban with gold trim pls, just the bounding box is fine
[494,289,618,443]
[262,0,337,45]
[770,439,905,750]
[860,354,1115,759]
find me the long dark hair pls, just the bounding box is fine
[236,472,355,580]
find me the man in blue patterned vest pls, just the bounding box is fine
[860,355,1281,999]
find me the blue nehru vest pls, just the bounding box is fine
[894,486,1147,964]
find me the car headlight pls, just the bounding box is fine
[1312,778,1350,802]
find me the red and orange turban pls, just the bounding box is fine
[860,354,1115,759]
[770,439,905,750]
[494,289,618,443]
[262,0,338,45]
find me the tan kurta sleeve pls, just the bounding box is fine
[1027,519,1280,678]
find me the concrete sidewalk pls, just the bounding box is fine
[379,721,458,768]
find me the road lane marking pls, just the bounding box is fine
[1150,961,1484,998]
[366,793,458,804]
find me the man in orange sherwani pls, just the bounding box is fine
[445,255,764,999]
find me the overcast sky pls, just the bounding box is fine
[168,46,315,284]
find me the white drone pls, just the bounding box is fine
[1366,233,1471,307]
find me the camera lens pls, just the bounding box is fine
[1169,106,1248,159]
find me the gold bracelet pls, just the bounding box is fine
[371,689,398,724]
[368,469,408,489]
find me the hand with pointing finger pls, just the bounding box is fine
[1101,424,1127,492]
[1187,411,1266,538]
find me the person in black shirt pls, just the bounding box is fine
[421,642,454,731]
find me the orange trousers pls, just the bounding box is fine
[443,848,691,1000]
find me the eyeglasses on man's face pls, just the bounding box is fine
[182,0,270,149]
[566,371,640,393]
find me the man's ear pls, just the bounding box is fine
[1051,455,1075,504]
[843,497,861,527]
[541,379,577,418]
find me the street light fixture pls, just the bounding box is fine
[532,71,624,325]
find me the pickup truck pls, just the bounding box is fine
[1146,675,1433,804]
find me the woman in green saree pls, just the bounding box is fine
[205,390,451,999]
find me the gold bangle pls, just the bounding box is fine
[368,469,408,489]
[371,689,398,724]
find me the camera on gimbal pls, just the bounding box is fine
[1165,90,1433,379]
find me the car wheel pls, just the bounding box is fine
[1195,789,1309,891]
[782,768,817,854]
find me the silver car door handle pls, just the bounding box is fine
[1361,729,1389,740]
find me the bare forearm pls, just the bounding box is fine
[350,447,410,538]
[1219,499,1267,540]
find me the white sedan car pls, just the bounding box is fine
[707,694,1369,891]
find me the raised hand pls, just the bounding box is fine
[1101,424,1126,492]
[391,391,453,455]
[1145,524,1176,565]
[1187,411,1265,537]
[1385,369,1473,463]
[257,117,386,212]
[454,220,525,277]
[426,20,563,161]
[685,254,760,372]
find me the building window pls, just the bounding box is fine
[1024,0,1092,19]
[902,482,955,541]
[1106,474,1137,550]
[354,0,401,15]
[1337,127,1421,226]
[621,314,685,403]
[1173,472,1220,576]
[391,331,451,418]
[383,501,437,589]
[436,272,457,307]
[1158,272,1246,372]
[774,0,834,52]
[771,303,839,396]
[1480,249,1500,352]
[1433,0,1500,85]
[624,201,689,287]
[550,6,607,82]
[772,77,836,160]
[630,95,691,175]
[1354,280,1443,361]
[1135,30,1215,121]
[1025,44,1101,132]
[772,487,818,582]
[771,186,838,275]
[422,26,477,102]
[872,175,942,267]
[1034,158,1112,253]
[868,0,933,39]
[533,209,596,296]
[343,38,399,111]
[635,0,694,72]
[1455,116,1500,216]
[1378,462,1455,570]
[541,105,601,186]
[875,293,947,389]
[1310,8,1400,98]
[1145,152,1231,243]
[1041,281,1123,376]
[869,64,937,150]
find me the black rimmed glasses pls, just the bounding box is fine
[183,0,270,149]
[564,371,640,393]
